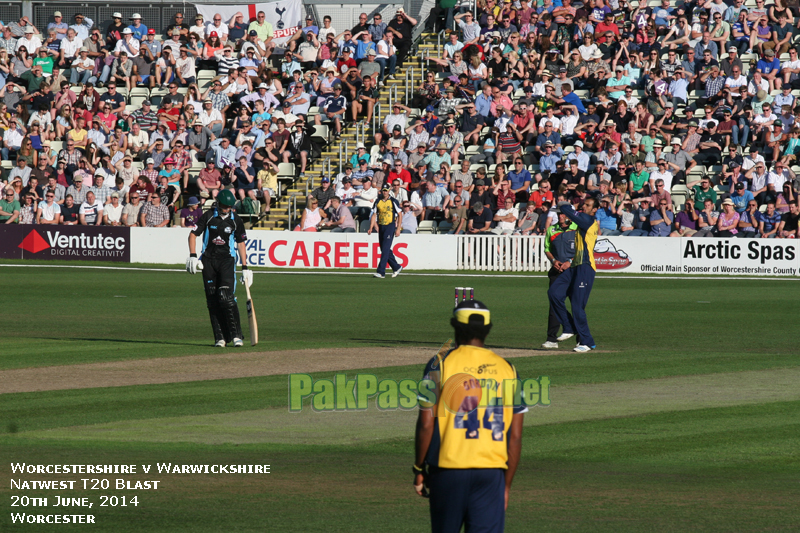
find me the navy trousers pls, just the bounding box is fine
[568,264,596,347]
[548,264,596,347]
[547,267,574,342]
[428,467,505,533]
[377,223,400,275]
[547,267,574,336]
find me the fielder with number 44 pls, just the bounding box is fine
[414,300,526,533]
[185,190,253,347]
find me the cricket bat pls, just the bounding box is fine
[244,283,258,346]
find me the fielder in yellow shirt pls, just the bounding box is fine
[414,299,526,533]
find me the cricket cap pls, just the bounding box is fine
[453,299,491,325]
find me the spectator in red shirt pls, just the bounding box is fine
[129,175,155,202]
[158,100,181,131]
[600,120,622,150]
[336,49,357,73]
[595,13,619,44]
[388,159,412,188]
[512,102,535,133]
[198,160,222,199]
[492,179,515,210]
[528,180,554,209]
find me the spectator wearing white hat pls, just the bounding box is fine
[127,13,148,42]
[70,13,93,41]
[105,13,125,48]
[16,26,42,53]
[189,14,207,39]
[70,47,94,85]
[113,27,140,60]
[241,82,280,112]
[47,12,68,41]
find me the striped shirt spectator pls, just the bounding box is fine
[140,201,170,227]
[217,52,239,76]
[704,71,726,99]
[140,168,159,183]
[65,184,87,204]
[130,108,159,131]
[208,90,231,111]
[90,184,112,205]
[684,131,702,153]
[58,148,83,167]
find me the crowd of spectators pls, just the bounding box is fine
[309,0,798,238]
[0,7,421,228]
[3,3,800,239]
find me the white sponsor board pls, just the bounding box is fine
[195,0,303,47]
[592,237,800,277]
[243,232,457,269]
[130,228,458,270]
[129,229,799,276]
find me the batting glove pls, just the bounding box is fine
[241,268,253,287]
[186,255,200,274]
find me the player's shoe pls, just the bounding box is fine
[232,338,244,347]
[573,345,596,353]
[541,341,559,349]
[373,273,385,278]
[557,333,574,341]
[215,340,226,348]
[392,266,403,278]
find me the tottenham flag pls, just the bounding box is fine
[195,0,303,47]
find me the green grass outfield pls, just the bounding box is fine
[1,262,799,532]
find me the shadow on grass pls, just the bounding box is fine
[349,337,533,351]
[26,336,205,347]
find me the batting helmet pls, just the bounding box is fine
[217,189,236,207]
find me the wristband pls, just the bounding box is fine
[242,265,248,270]
[412,464,424,475]
[190,253,197,258]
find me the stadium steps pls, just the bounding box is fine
[253,33,435,230]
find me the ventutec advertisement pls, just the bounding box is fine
[0,225,130,262]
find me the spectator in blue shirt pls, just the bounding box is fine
[649,198,674,236]
[730,182,755,212]
[474,84,493,119]
[47,12,68,41]
[539,143,561,174]
[126,14,147,42]
[536,127,562,158]
[757,200,782,237]
[596,196,620,235]
[550,85,586,114]
[756,49,781,88]
[508,158,532,202]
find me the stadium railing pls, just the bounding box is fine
[456,235,547,272]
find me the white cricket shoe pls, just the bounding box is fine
[557,333,574,341]
[392,266,403,278]
[541,341,559,349]
[573,345,595,353]
[232,338,244,347]
[373,273,385,278]
[215,340,226,347]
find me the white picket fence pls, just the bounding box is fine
[455,235,547,271]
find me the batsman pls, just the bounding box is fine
[185,190,253,347]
